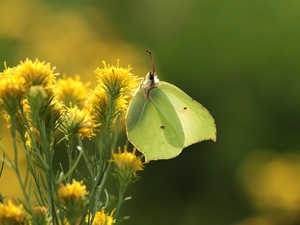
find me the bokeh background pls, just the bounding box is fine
[1,0,300,224]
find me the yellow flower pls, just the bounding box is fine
[15,58,57,89]
[58,180,89,225]
[62,105,99,139]
[58,179,88,204]
[86,209,116,225]
[0,200,25,225]
[95,60,140,98]
[93,60,139,113]
[88,60,139,128]
[56,74,90,108]
[0,68,26,116]
[111,146,144,176]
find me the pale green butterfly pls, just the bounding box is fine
[125,50,216,162]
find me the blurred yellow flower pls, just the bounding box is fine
[58,179,88,204]
[0,69,26,115]
[56,75,90,108]
[238,150,300,213]
[86,209,116,225]
[111,146,144,176]
[0,200,25,225]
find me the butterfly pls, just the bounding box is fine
[125,50,216,162]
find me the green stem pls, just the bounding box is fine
[115,182,127,219]
[37,119,59,225]
[10,114,32,209]
[66,134,75,182]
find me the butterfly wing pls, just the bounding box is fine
[157,81,217,147]
[126,87,185,161]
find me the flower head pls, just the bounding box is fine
[110,146,144,200]
[95,60,140,98]
[0,200,25,225]
[86,209,116,225]
[89,60,140,125]
[58,179,88,204]
[62,105,99,139]
[15,58,57,89]
[111,146,144,177]
[58,179,89,224]
[56,74,90,108]
[0,66,26,116]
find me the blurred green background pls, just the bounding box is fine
[1,0,300,224]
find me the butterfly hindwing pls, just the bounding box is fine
[157,81,217,147]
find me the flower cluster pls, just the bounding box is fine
[0,58,144,225]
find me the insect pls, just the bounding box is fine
[125,50,216,162]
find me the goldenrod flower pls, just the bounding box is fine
[58,179,88,204]
[62,105,99,139]
[15,58,57,89]
[58,179,88,225]
[0,69,26,116]
[0,200,25,225]
[95,60,140,98]
[86,209,116,225]
[111,146,144,176]
[89,60,140,123]
[16,60,64,130]
[56,74,90,108]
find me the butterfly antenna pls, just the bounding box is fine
[146,49,156,86]
[146,49,155,75]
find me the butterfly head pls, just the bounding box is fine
[146,49,159,87]
[144,72,159,87]
[137,50,160,98]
